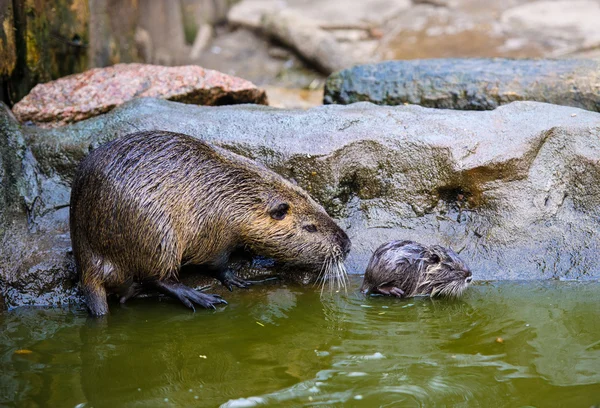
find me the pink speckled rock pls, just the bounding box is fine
[12,63,268,127]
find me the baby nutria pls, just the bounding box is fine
[70,130,351,316]
[360,240,472,298]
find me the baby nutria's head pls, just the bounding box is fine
[361,240,472,298]
[239,179,351,289]
[418,244,472,298]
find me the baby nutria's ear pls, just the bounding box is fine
[425,245,445,264]
[268,200,289,220]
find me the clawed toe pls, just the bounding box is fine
[389,287,405,298]
[222,276,252,291]
[246,276,278,284]
[213,269,254,292]
[180,289,227,311]
[376,284,405,298]
[119,282,144,304]
[189,291,228,309]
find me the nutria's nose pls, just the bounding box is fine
[343,242,351,256]
[337,229,351,256]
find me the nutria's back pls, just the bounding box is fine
[70,131,350,315]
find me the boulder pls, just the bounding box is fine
[11,63,268,128]
[0,104,80,310]
[2,98,600,309]
[323,59,600,112]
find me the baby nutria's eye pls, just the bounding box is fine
[303,224,318,233]
[269,203,289,220]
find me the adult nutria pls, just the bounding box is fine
[70,130,351,316]
[360,240,472,298]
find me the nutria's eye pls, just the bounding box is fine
[303,224,318,233]
[269,203,289,220]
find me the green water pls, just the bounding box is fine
[1,278,600,408]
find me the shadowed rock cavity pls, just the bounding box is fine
[2,98,600,309]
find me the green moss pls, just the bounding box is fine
[6,0,89,103]
[0,8,16,76]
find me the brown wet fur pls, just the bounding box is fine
[70,130,350,316]
[360,240,472,299]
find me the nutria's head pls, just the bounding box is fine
[417,245,472,298]
[239,180,351,288]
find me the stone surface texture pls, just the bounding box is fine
[501,0,600,57]
[228,0,412,29]
[0,104,81,309]
[261,10,358,74]
[11,63,268,128]
[2,98,600,309]
[324,59,600,112]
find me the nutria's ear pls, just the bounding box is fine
[425,246,444,264]
[429,253,440,263]
[269,202,289,220]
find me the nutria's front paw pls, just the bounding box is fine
[221,275,252,291]
[119,282,144,304]
[215,269,252,291]
[389,287,405,298]
[376,284,405,298]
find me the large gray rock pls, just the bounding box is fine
[2,98,600,309]
[0,104,80,310]
[324,59,600,112]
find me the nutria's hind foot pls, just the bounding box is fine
[376,285,405,298]
[214,269,253,292]
[151,280,228,311]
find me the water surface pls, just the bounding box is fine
[1,278,599,407]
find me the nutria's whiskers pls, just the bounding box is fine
[335,256,349,292]
[315,258,328,290]
[318,249,348,296]
[318,256,333,296]
[437,279,468,298]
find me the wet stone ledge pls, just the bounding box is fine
[2,98,600,309]
[324,58,600,112]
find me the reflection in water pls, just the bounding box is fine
[1,279,600,407]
